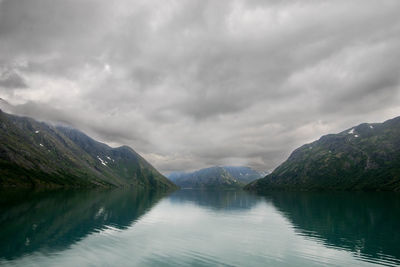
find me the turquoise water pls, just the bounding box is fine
[0,189,399,266]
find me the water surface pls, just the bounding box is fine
[0,189,399,266]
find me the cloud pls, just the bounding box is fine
[0,68,27,89]
[1,0,400,173]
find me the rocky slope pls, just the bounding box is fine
[0,110,177,190]
[246,116,400,192]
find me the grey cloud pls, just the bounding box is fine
[2,101,151,149]
[1,0,400,173]
[0,69,27,89]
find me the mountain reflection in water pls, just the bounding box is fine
[0,188,167,260]
[0,189,399,267]
[261,191,400,265]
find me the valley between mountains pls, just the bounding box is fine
[1,109,400,192]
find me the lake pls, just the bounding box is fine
[0,189,399,266]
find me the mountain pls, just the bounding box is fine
[168,166,264,189]
[168,166,243,189]
[223,166,267,183]
[245,116,400,192]
[0,110,177,190]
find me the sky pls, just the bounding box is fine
[1,0,400,174]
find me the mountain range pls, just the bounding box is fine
[3,106,400,192]
[168,166,266,189]
[0,110,177,190]
[245,116,400,192]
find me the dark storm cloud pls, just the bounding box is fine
[1,0,400,173]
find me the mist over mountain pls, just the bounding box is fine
[0,110,176,190]
[1,0,400,174]
[168,166,266,189]
[1,1,400,266]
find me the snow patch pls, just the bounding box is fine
[348,128,355,134]
[97,156,107,166]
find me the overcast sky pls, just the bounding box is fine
[1,0,400,173]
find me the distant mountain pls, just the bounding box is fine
[168,167,243,189]
[0,110,177,190]
[168,166,265,189]
[245,116,400,192]
[223,166,267,183]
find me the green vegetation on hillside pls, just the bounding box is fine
[245,116,400,192]
[0,110,177,190]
